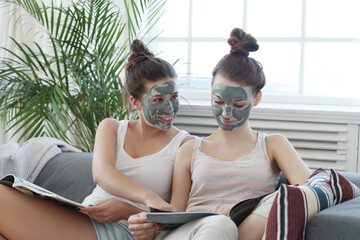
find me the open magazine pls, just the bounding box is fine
[0,174,85,210]
[147,193,271,231]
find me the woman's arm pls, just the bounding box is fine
[128,139,195,240]
[91,118,171,209]
[266,134,312,185]
[169,140,194,211]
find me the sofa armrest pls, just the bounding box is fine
[33,152,96,203]
[277,171,360,188]
[306,196,360,239]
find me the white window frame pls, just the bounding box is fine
[149,0,360,108]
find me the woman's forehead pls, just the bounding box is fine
[147,80,177,96]
[213,74,252,93]
[144,77,175,89]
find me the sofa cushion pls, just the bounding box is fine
[330,169,360,204]
[34,152,95,203]
[266,168,360,240]
[265,169,334,240]
[336,171,360,189]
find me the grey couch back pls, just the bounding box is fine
[34,152,96,203]
[34,152,360,204]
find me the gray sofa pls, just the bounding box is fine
[34,152,360,239]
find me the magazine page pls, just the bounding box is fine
[146,192,274,230]
[0,174,85,209]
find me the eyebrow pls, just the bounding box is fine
[152,92,178,97]
[152,94,164,96]
[213,93,223,98]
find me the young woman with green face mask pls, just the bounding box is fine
[128,29,312,240]
[0,40,191,240]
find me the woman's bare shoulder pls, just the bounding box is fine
[180,135,196,146]
[175,138,198,168]
[265,133,292,160]
[99,118,120,127]
[265,133,289,146]
[178,137,198,153]
[96,118,120,135]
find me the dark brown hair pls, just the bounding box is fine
[125,39,176,100]
[212,28,265,95]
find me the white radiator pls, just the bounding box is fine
[174,104,360,172]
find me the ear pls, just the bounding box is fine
[253,90,262,107]
[130,95,142,111]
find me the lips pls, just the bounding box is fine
[158,115,174,124]
[219,116,237,126]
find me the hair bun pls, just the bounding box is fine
[126,39,155,71]
[227,28,259,56]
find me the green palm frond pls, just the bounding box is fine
[0,0,167,151]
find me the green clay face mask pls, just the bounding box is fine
[211,83,252,131]
[142,81,179,130]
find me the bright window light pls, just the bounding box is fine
[148,0,360,106]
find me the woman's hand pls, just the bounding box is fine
[79,199,142,223]
[209,205,232,215]
[128,212,161,240]
[144,192,177,212]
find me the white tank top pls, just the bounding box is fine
[82,120,189,211]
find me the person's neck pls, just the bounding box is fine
[212,122,256,145]
[133,117,166,142]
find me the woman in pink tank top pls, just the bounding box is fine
[128,28,312,240]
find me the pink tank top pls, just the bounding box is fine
[186,132,280,212]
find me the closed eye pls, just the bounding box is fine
[213,95,225,105]
[231,100,248,110]
[234,104,244,108]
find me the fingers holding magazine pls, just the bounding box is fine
[128,212,159,240]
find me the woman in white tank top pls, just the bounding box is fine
[0,39,191,240]
[128,29,312,240]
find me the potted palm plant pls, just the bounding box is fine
[0,0,166,151]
